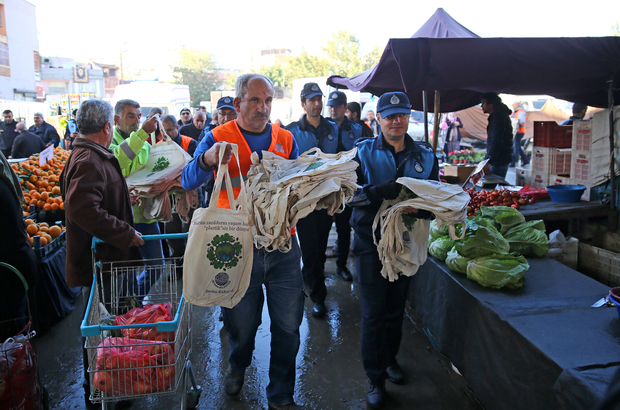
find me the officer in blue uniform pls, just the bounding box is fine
[349,92,439,409]
[285,83,340,318]
[326,91,363,281]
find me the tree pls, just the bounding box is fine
[320,30,381,78]
[172,49,223,107]
[259,61,286,87]
[284,50,330,86]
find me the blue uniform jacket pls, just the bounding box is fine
[350,134,439,245]
[285,115,339,155]
[329,117,364,152]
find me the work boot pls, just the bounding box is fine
[386,359,405,384]
[366,379,386,409]
[268,401,305,409]
[311,302,327,318]
[337,266,353,282]
[224,366,245,396]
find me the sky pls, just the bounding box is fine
[31,0,620,72]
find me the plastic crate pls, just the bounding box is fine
[553,149,572,176]
[549,174,571,185]
[572,121,593,151]
[532,147,554,174]
[531,172,548,189]
[578,243,620,287]
[515,166,531,186]
[532,121,573,148]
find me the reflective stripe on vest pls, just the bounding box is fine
[211,120,294,209]
[511,109,527,134]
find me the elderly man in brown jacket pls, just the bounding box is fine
[60,98,155,407]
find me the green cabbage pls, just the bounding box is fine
[454,217,510,258]
[429,219,450,241]
[429,237,456,261]
[466,253,529,289]
[503,220,549,257]
[476,205,525,234]
[445,247,470,274]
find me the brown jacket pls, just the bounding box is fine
[60,137,141,287]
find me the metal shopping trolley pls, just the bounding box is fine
[81,234,201,410]
[0,262,49,410]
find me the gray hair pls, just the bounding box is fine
[161,114,177,126]
[34,112,44,118]
[16,122,26,131]
[77,99,114,135]
[148,107,163,117]
[235,73,274,100]
[114,99,140,116]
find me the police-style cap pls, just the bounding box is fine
[180,107,191,114]
[301,82,323,99]
[376,92,411,117]
[327,91,347,106]
[217,96,235,111]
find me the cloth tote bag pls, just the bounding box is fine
[183,142,253,308]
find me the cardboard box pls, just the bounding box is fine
[443,164,476,182]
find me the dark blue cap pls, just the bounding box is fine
[376,92,411,117]
[301,82,323,99]
[327,91,347,106]
[180,107,191,114]
[217,96,235,111]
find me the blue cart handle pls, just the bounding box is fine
[91,233,189,251]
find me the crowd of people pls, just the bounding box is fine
[1,76,592,409]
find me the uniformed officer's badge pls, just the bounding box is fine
[414,162,424,173]
[331,93,338,99]
[348,132,355,140]
[224,97,232,103]
[312,84,319,91]
[327,134,334,141]
[390,94,400,104]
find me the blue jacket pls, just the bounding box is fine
[350,134,439,245]
[330,117,364,152]
[285,115,339,154]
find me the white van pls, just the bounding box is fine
[111,82,191,119]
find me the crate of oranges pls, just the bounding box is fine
[11,147,70,222]
[24,218,66,260]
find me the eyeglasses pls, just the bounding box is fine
[181,112,191,115]
[383,113,409,121]
[219,111,237,118]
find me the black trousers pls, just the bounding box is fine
[296,209,333,304]
[334,206,353,268]
[354,234,412,381]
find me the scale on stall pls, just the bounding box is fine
[460,159,509,188]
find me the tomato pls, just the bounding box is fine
[529,198,535,204]
[518,199,528,205]
[511,204,520,209]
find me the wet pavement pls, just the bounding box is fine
[34,236,484,410]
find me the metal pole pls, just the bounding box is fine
[608,78,616,212]
[432,90,442,155]
[423,91,429,143]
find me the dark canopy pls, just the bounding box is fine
[328,37,620,112]
[411,8,479,39]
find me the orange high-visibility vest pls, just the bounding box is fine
[178,134,193,153]
[511,108,527,134]
[211,120,294,209]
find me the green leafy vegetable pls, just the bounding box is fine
[466,253,529,289]
[454,217,510,258]
[503,220,549,257]
[428,237,456,261]
[445,247,470,274]
[476,205,525,233]
[429,219,449,241]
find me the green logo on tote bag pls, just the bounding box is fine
[206,233,243,271]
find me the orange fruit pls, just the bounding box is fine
[59,202,65,210]
[29,237,34,246]
[43,203,52,211]
[40,192,49,201]
[38,226,49,233]
[51,186,61,195]
[36,200,44,209]
[26,224,38,235]
[29,175,38,183]
[46,198,54,204]
[25,219,34,225]
[31,192,40,200]
[38,236,48,246]
[41,233,52,244]
[48,226,62,237]
[29,199,37,206]
[53,197,62,204]
[39,222,49,227]
[50,203,59,211]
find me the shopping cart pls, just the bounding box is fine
[0,262,48,410]
[81,234,201,410]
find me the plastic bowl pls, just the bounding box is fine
[545,185,586,203]
[609,287,620,317]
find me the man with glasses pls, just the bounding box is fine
[180,110,206,141]
[349,92,439,409]
[200,96,238,137]
[0,109,18,157]
[178,107,192,127]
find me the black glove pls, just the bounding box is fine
[366,180,402,201]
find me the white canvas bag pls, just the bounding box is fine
[183,142,254,308]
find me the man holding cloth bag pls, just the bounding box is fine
[181,73,304,410]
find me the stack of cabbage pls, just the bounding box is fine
[428,206,549,289]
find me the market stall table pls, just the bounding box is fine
[410,256,620,410]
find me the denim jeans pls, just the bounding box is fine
[353,234,412,381]
[135,222,164,296]
[222,238,304,405]
[512,132,529,165]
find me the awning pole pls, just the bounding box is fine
[423,91,429,143]
[432,90,442,154]
[608,78,616,212]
